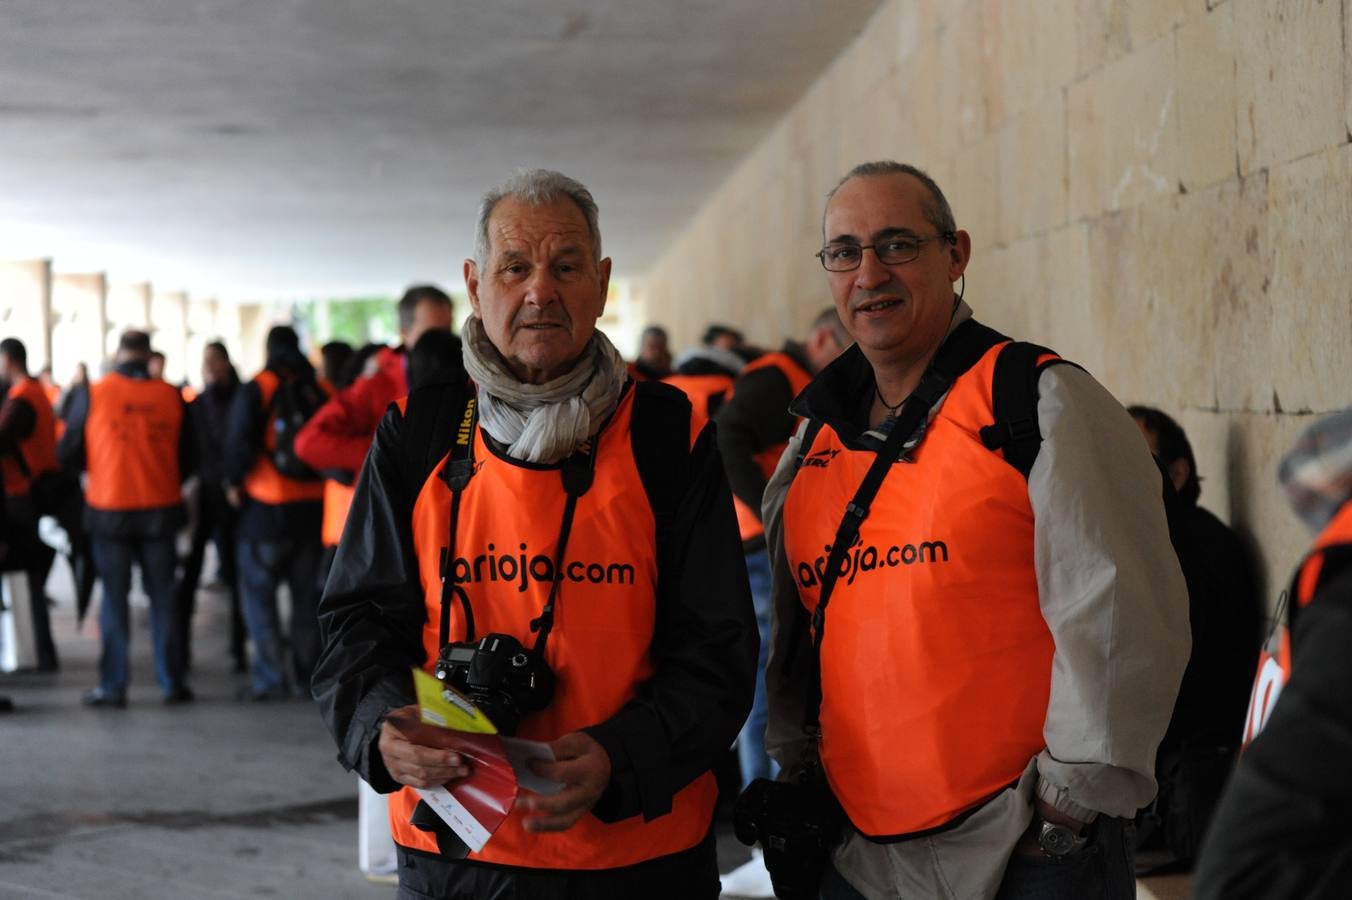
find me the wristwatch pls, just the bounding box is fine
[1036,819,1089,857]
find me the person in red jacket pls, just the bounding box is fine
[294,285,454,572]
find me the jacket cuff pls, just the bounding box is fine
[1034,771,1101,824]
[583,710,673,823]
[340,677,415,794]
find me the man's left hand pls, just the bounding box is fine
[517,731,612,833]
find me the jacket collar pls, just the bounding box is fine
[789,298,974,445]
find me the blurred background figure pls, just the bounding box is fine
[663,322,749,430]
[1129,406,1264,870]
[701,323,744,352]
[176,341,246,674]
[225,325,329,701]
[629,324,673,381]
[0,337,61,672]
[319,340,355,393]
[58,330,195,707]
[147,350,166,381]
[294,284,454,590]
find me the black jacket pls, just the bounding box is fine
[1193,551,1352,899]
[713,342,812,552]
[56,361,194,537]
[188,376,239,488]
[311,378,756,835]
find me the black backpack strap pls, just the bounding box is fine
[399,378,478,649]
[979,342,1083,479]
[400,380,473,497]
[630,380,692,546]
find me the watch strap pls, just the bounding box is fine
[1035,776,1099,826]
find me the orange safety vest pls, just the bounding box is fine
[242,370,326,506]
[782,342,1053,838]
[1,377,58,498]
[662,373,733,435]
[321,479,355,547]
[85,373,183,511]
[390,388,717,869]
[729,353,813,543]
[1243,502,1352,744]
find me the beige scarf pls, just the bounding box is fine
[461,315,629,464]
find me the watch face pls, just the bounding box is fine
[1039,823,1080,857]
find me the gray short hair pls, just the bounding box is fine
[823,161,957,239]
[474,169,603,266]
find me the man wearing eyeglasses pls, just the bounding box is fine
[759,161,1190,899]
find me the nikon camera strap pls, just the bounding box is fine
[801,318,1003,738]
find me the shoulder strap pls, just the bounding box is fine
[979,341,1082,479]
[401,380,473,497]
[630,380,692,544]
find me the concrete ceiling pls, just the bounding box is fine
[0,0,882,300]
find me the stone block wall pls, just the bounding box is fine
[639,0,1352,607]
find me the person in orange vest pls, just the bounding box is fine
[0,338,61,671]
[37,365,60,408]
[312,169,756,899]
[57,330,195,707]
[662,337,746,432]
[1193,407,1352,899]
[224,325,330,701]
[294,285,455,586]
[713,308,847,897]
[759,162,1189,899]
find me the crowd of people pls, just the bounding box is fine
[2,162,1347,900]
[0,284,459,711]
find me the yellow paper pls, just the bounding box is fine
[413,668,498,734]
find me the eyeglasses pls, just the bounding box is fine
[815,232,955,272]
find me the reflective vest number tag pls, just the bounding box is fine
[1242,651,1285,747]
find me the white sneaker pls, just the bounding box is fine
[721,848,776,898]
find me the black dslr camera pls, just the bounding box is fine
[434,633,554,735]
[734,773,845,900]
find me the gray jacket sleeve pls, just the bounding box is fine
[1029,365,1191,820]
[762,423,817,775]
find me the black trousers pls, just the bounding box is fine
[174,484,245,670]
[2,496,58,669]
[395,827,721,900]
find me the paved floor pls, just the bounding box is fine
[0,562,390,900]
[0,558,1190,899]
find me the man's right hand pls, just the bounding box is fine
[378,704,472,788]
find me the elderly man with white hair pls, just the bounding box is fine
[313,169,756,899]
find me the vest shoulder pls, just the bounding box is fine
[633,379,694,415]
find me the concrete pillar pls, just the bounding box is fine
[151,289,189,385]
[0,259,53,374]
[234,303,267,378]
[51,272,108,382]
